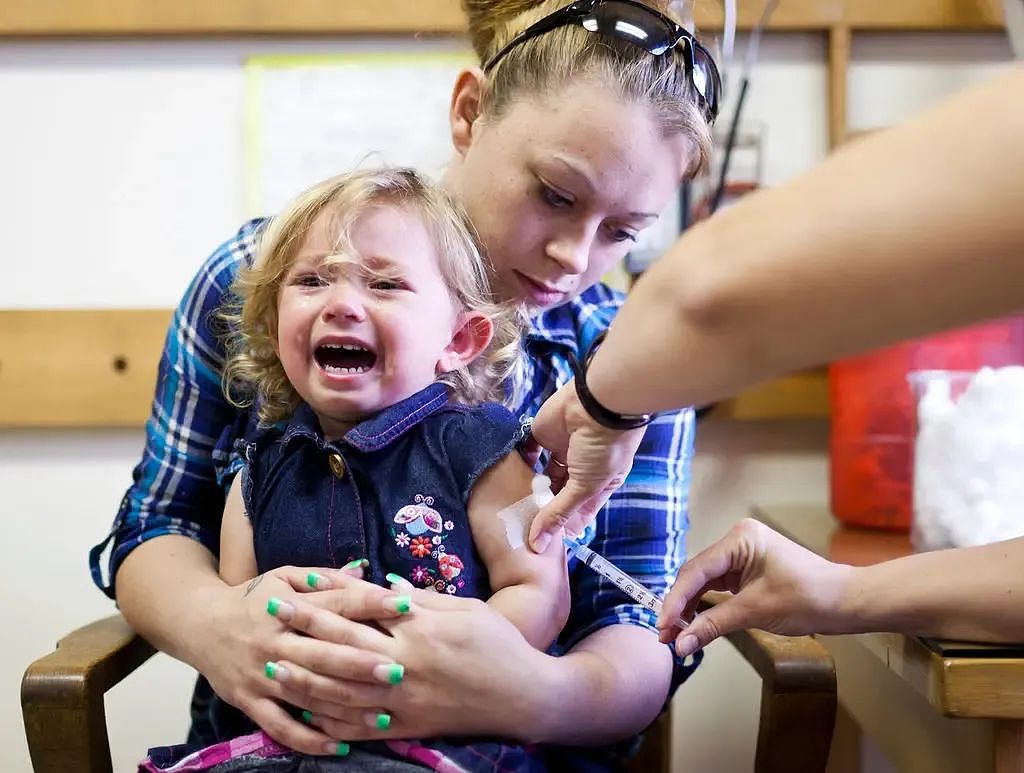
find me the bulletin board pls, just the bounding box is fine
[245,51,474,215]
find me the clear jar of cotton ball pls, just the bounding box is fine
[910,367,1024,551]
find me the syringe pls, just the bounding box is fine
[565,538,688,629]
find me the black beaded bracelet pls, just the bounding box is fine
[569,331,656,431]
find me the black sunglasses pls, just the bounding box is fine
[483,0,720,124]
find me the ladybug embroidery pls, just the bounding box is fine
[393,494,443,535]
[438,553,464,580]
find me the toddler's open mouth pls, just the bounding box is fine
[315,343,377,374]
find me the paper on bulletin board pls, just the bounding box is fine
[245,52,475,217]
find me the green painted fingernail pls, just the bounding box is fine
[306,572,322,588]
[385,572,405,585]
[301,709,313,723]
[374,662,405,684]
[264,661,278,679]
[335,742,350,757]
[394,595,411,614]
[267,597,282,616]
[375,713,391,730]
[343,558,369,570]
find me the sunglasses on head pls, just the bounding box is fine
[482,0,721,124]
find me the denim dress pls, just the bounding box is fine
[144,383,550,772]
[243,382,519,595]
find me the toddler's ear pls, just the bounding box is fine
[438,311,493,373]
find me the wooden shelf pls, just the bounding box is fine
[0,0,1004,37]
[0,309,170,428]
[0,309,833,427]
[716,367,831,420]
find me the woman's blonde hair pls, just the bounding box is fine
[463,0,712,176]
[221,168,526,426]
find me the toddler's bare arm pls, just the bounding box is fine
[468,453,571,650]
[219,475,259,585]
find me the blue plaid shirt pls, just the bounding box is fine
[90,218,699,769]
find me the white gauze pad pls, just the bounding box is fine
[498,474,555,549]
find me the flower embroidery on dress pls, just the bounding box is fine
[390,494,468,593]
[410,536,432,559]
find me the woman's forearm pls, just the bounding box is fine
[588,67,1024,415]
[115,534,227,668]
[840,536,1024,642]
[532,625,673,745]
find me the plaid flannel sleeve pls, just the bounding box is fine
[89,220,265,598]
[556,404,700,699]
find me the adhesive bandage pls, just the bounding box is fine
[497,474,554,549]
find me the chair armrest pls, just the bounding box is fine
[703,599,837,773]
[629,601,836,773]
[22,614,155,773]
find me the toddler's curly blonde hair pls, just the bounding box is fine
[221,168,526,426]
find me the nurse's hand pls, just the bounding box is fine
[655,519,853,655]
[527,381,645,551]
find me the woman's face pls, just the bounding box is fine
[446,77,695,310]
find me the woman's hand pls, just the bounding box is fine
[528,381,646,551]
[197,565,411,756]
[286,588,559,743]
[656,519,853,656]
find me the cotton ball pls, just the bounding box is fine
[913,367,1024,550]
[963,367,997,406]
[965,476,990,504]
[960,499,1002,546]
[912,499,953,552]
[917,377,955,424]
[973,366,998,390]
[995,366,1024,405]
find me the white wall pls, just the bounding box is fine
[0,36,473,310]
[1,30,1013,772]
[1,430,198,772]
